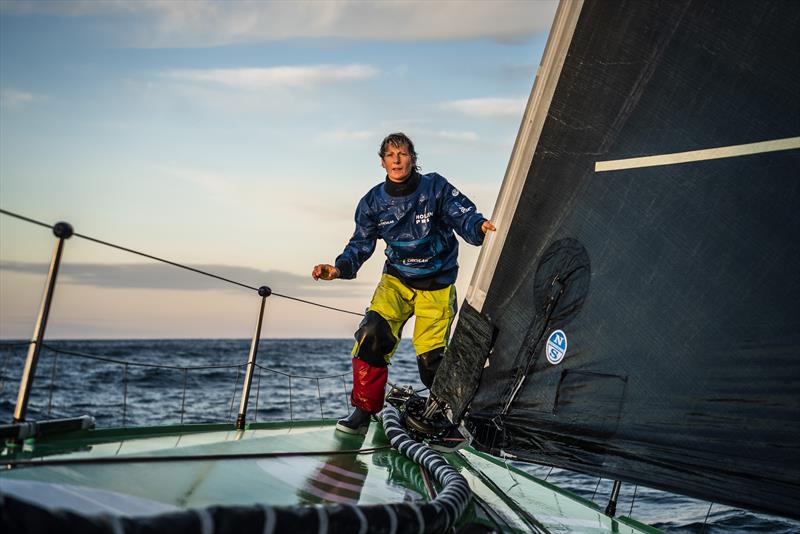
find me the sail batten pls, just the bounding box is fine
[595,136,800,172]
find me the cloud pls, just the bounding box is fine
[0,1,128,16]
[441,97,527,119]
[0,261,370,298]
[430,130,479,142]
[0,88,37,109]
[318,129,375,142]
[163,65,378,91]
[1,1,558,47]
[140,65,377,115]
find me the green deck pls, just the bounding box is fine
[1,420,661,533]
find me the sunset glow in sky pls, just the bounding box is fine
[0,0,556,338]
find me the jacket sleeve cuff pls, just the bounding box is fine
[335,259,354,279]
[474,218,487,244]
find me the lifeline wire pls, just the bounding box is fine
[33,344,349,426]
[0,208,363,317]
[40,343,244,371]
[629,484,639,516]
[701,503,714,533]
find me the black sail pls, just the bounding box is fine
[434,0,800,520]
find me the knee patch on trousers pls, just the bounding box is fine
[417,347,444,389]
[354,311,395,368]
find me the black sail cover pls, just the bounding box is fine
[436,0,800,521]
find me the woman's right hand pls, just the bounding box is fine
[312,264,341,281]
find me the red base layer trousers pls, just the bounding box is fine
[350,358,388,414]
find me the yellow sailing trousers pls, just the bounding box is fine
[352,274,457,362]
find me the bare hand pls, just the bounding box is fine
[481,220,496,234]
[312,263,340,281]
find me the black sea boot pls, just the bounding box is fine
[417,347,444,389]
[336,407,372,435]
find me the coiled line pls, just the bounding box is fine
[1,405,473,534]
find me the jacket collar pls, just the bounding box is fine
[384,170,421,197]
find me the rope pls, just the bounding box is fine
[269,292,364,317]
[0,210,52,231]
[122,364,128,427]
[3,445,392,468]
[460,453,548,533]
[591,477,603,501]
[3,409,472,534]
[701,502,713,533]
[288,376,294,422]
[39,343,244,371]
[254,366,263,423]
[341,375,349,414]
[316,378,324,420]
[471,493,513,532]
[254,362,348,380]
[0,208,364,317]
[381,405,473,532]
[0,341,35,348]
[36,343,350,381]
[628,484,638,516]
[47,351,59,416]
[34,343,353,426]
[74,232,259,293]
[180,369,188,424]
[229,366,241,421]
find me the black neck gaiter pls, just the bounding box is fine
[384,171,420,197]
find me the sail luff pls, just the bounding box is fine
[466,0,584,312]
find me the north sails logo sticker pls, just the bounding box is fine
[545,329,568,365]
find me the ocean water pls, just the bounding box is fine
[1,338,797,534]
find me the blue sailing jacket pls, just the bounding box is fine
[335,172,487,288]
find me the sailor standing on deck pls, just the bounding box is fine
[312,133,495,435]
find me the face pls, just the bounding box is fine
[381,143,414,182]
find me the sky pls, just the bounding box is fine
[0,0,557,339]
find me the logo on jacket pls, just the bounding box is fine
[451,188,460,196]
[378,219,395,227]
[415,211,433,224]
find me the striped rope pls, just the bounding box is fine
[3,406,473,533]
[381,405,473,531]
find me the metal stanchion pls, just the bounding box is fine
[13,222,73,424]
[236,286,271,430]
[605,479,622,517]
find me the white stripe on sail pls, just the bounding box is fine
[595,136,800,172]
